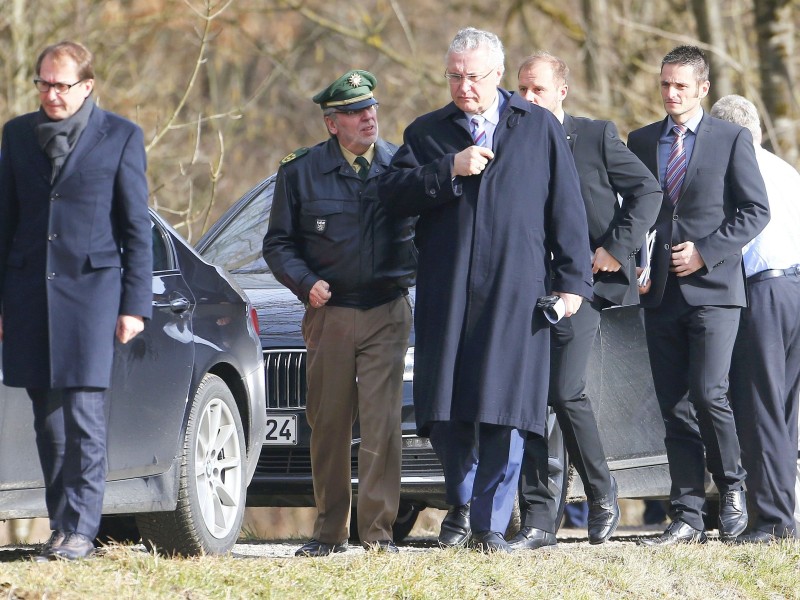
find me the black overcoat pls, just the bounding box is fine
[0,105,153,389]
[379,90,593,436]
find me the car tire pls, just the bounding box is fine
[136,374,247,556]
[348,501,423,544]
[504,407,570,538]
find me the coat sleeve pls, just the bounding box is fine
[694,128,770,271]
[378,125,462,218]
[262,165,318,303]
[600,121,662,262]
[0,124,19,310]
[545,121,594,298]
[115,124,153,320]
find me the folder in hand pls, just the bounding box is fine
[637,230,657,287]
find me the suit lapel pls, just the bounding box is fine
[54,105,107,187]
[679,113,711,199]
[19,114,54,184]
[562,113,577,154]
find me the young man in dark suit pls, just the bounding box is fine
[511,51,662,549]
[0,41,152,560]
[627,45,770,545]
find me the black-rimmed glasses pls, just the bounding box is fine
[33,78,86,94]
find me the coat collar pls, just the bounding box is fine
[438,88,530,138]
[318,136,395,180]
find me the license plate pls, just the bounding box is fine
[264,414,297,445]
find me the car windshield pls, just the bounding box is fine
[201,178,275,276]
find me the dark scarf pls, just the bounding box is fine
[35,96,95,184]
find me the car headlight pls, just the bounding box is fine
[403,347,414,382]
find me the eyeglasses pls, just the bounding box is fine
[444,68,495,85]
[335,104,379,117]
[33,78,86,94]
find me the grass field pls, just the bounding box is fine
[2,534,799,599]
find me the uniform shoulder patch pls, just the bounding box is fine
[280,147,309,165]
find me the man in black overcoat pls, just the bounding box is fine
[0,41,152,560]
[379,28,592,552]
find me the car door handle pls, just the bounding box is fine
[154,295,192,313]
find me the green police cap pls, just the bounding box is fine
[312,69,378,111]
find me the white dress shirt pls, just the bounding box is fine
[742,146,800,277]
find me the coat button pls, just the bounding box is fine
[47,273,55,280]
[672,214,678,220]
[48,233,58,240]
[428,188,437,196]
[664,244,670,250]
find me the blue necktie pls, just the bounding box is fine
[471,116,487,147]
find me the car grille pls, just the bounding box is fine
[255,447,443,478]
[264,350,306,409]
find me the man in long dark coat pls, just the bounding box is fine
[0,41,152,560]
[378,27,592,552]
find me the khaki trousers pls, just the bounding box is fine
[302,296,411,544]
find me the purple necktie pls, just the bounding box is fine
[471,116,487,147]
[665,124,687,204]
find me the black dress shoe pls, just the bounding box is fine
[588,476,620,545]
[507,526,557,551]
[718,489,748,541]
[51,533,95,560]
[733,530,778,545]
[638,520,707,546]
[471,531,511,553]
[363,540,399,553]
[294,539,348,557]
[33,530,66,563]
[438,503,471,548]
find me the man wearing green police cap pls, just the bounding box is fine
[264,69,416,556]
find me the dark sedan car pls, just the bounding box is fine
[197,174,683,541]
[0,209,267,556]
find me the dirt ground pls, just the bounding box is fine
[0,499,656,545]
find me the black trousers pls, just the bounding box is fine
[518,299,612,532]
[644,275,746,531]
[28,387,109,539]
[730,274,800,537]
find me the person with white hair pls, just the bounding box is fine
[711,93,800,543]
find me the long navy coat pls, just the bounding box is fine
[379,90,593,436]
[0,105,153,389]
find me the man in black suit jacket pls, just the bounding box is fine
[627,46,770,545]
[0,41,152,560]
[509,52,662,550]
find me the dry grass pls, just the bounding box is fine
[1,537,799,600]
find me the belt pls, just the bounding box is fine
[747,265,800,284]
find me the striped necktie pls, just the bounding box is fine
[665,124,687,204]
[354,155,370,181]
[471,116,487,147]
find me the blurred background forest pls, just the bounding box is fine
[1,0,798,241]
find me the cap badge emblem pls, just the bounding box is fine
[347,73,362,88]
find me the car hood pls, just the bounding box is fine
[232,272,416,348]
[232,275,304,347]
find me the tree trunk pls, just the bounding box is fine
[690,0,733,102]
[755,0,798,164]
